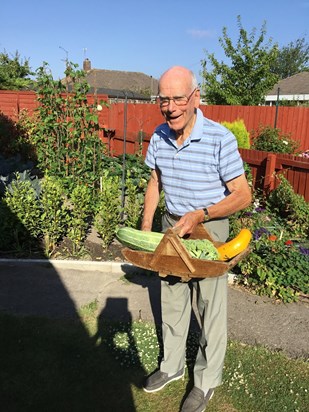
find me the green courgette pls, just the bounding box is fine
[116,227,219,260]
[116,227,164,252]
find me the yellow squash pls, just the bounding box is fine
[217,229,252,261]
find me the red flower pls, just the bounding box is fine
[285,240,293,246]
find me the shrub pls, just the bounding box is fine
[251,125,300,154]
[94,171,122,248]
[230,194,309,302]
[236,235,308,302]
[66,185,92,256]
[124,173,145,228]
[3,172,42,239]
[221,119,250,149]
[268,175,309,238]
[40,175,69,256]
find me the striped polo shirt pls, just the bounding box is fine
[145,108,244,216]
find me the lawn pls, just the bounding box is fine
[0,300,308,412]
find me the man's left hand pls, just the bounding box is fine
[174,210,204,237]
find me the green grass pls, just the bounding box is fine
[0,302,308,412]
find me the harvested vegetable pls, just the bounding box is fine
[116,227,251,261]
[216,229,252,260]
[116,227,164,252]
[180,239,219,260]
[116,227,218,260]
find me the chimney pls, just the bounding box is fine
[83,58,91,72]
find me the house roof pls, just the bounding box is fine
[84,68,159,96]
[267,72,309,96]
[88,87,152,100]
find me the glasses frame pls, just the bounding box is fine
[158,88,197,108]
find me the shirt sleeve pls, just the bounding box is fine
[145,135,156,169]
[219,130,245,182]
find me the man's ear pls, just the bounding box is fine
[194,89,201,108]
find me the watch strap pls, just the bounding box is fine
[203,208,210,222]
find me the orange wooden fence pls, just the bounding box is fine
[1,90,309,151]
[239,149,309,202]
[105,102,309,151]
[1,90,309,201]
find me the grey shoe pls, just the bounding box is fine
[143,369,184,393]
[181,387,214,412]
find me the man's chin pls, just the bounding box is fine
[167,119,183,132]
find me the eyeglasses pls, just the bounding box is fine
[158,88,197,108]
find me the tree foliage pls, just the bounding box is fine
[271,36,309,79]
[0,50,33,90]
[201,16,279,105]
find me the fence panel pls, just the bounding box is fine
[1,91,309,201]
[0,91,38,119]
[239,149,309,202]
[1,91,308,150]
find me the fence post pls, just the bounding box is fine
[264,153,277,194]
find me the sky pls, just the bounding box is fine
[1,0,308,84]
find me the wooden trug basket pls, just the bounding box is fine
[121,224,250,282]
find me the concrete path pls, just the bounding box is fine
[0,259,308,359]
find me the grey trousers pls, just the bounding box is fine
[159,214,229,390]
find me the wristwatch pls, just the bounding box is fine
[203,208,210,222]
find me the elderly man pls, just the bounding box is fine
[142,66,252,412]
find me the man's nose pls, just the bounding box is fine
[167,98,177,110]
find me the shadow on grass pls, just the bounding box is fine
[0,306,147,411]
[0,207,146,411]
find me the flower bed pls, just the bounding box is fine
[230,195,309,302]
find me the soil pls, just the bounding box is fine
[2,227,308,360]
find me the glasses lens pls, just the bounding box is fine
[158,98,170,107]
[158,89,196,107]
[174,97,188,106]
[158,96,188,107]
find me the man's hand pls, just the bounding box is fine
[141,223,152,231]
[174,210,204,237]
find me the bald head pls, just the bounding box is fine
[159,66,198,93]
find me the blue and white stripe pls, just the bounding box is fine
[145,108,244,216]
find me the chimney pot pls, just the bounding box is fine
[83,58,91,72]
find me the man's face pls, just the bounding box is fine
[158,74,200,136]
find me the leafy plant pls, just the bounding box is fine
[152,191,166,232]
[40,175,69,256]
[270,36,309,80]
[251,125,300,154]
[230,187,309,302]
[0,155,37,197]
[0,49,34,90]
[0,201,18,250]
[3,172,42,239]
[181,239,219,260]
[201,15,279,105]
[236,236,308,302]
[30,62,107,193]
[229,196,282,240]
[221,119,250,149]
[66,184,92,256]
[123,172,146,228]
[268,175,309,238]
[94,171,122,248]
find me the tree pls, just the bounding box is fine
[0,50,34,90]
[201,16,279,105]
[271,36,309,79]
